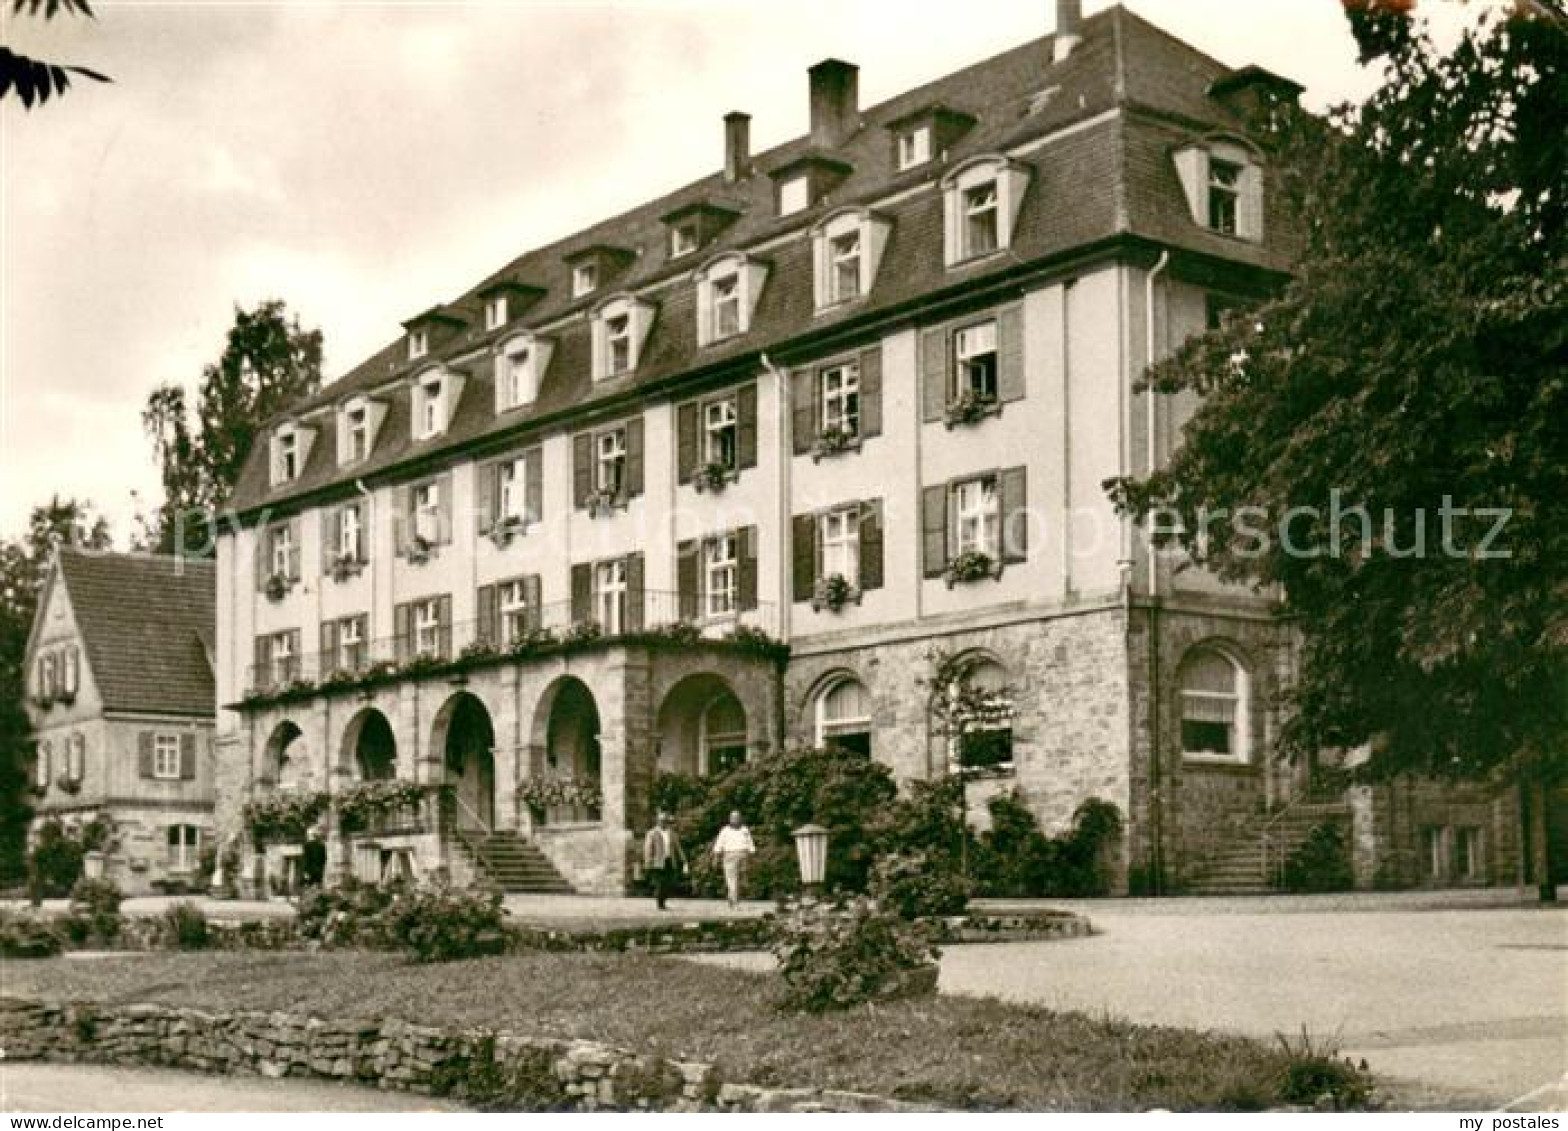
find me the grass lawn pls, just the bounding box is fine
[4,950,1358,1111]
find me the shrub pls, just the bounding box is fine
[158,901,210,950]
[0,909,64,958]
[869,851,969,919]
[67,877,123,943]
[1280,823,1354,893]
[771,895,941,1013]
[973,793,1124,897]
[1274,1028,1377,1110]
[28,819,85,897]
[380,882,507,963]
[295,879,400,948]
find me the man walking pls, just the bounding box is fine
[642,811,685,910]
[712,810,756,909]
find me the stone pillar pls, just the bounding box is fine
[1348,784,1377,890]
[494,667,522,831]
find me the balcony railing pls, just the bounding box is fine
[246,590,777,697]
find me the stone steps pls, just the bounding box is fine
[456,830,575,893]
[1185,802,1350,896]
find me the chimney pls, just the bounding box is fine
[808,58,859,148]
[723,111,751,182]
[1054,0,1083,63]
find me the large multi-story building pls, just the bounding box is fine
[24,549,217,894]
[214,1,1522,895]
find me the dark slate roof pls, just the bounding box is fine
[231,4,1299,516]
[56,549,216,718]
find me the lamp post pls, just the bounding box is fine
[792,823,829,898]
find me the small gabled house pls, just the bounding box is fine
[23,548,217,894]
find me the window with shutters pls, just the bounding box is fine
[269,523,295,580]
[704,398,738,471]
[270,631,299,684]
[820,362,860,439]
[705,534,738,618]
[954,476,1000,559]
[1179,645,1249,762]
[498,579,531,644]
[679,386,754,487]
[593,559,628,635]
[597,428,627,497]
[153,733,181,780]
[413,481,441,544]
[414,597,446,658]
[338,503,363,563]
[815,676,872,756]
[167,824,200,871]
[820,508,860,585]
[337,615,366,672]
[498,456,527,524]
[954,321,999,402]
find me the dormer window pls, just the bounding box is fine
[896,124,931,170]
[695,253,767,347]
[273,430,299,484]
[336,395,384,466]
[484,296,508,331]
[591,295,655,380]
[572,263,598,298]
[942,155,1030,266]
[411,368,464,440]
[811,208,891,311]
[496,332,551,412]
[1174,139,1264,241]
[408,328,429,361]
[670,221,701,258]
[778,174,810,217]
[418,378,444,437]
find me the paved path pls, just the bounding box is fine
[0,1063,466,1113]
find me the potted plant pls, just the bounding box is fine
[405,534,434,564]
[584,488,623,518]
[693,460,734,493]
[812,424,859,460]
[945,549,998,586]
[487,514,525,547]
[328,553,363,582]
[812,572,858,613]
[943,389,999,428]
[264,572,293,601]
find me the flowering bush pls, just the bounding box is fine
[328,554,363,582]
[0,910,64,959]
[813,572,856,612]
[263,573,292,601]
[945,549,997,584]
[242,790,330,844]
[694,460,734,493]
[870,851,969,919]
[516,774,602,816]
[813,424,859,457]
[67,877,124,943]
[943,389,998,427]
[380,881,507,963]
[771,895,940,1013]
[335,780,435,832]
[158,901,210,950]
[296,879,400,949]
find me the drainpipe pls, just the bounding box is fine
[1143,250,1170,895]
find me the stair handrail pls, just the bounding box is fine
[1258,795,1305,888]
[446,789,499,868]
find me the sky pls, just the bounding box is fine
[0,0,1488,543]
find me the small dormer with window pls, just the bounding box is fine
[1173,136,1264,241]
[661,200,741,262]
[591,294,656,380]
[811,207,891,311]
[336,394,387,466]
[401,306,467,364]
[410,365,466,441]
[695,252,767,346]
[768,154,852,219]
[269,422,316,486]
[494,330,553,412]
[476,278,545,335]
[565,245,635,302]
[886,104,976,172]
[941,154,1031,266]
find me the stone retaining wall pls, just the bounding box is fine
[0,997,940,1113]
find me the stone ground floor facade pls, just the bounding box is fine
[219,603,1541,896]
[28,800,216,897]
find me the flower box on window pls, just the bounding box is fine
[812,572,860,613]
[55,690,75,707]
[945,550,1000,587]
[811,425,861,461]
[328,554,363,583]
[487,515,527,548]
[264,573,294,602]
[57,777,82,795]
[943,391,1001,429]
[584,489,625,519]
[693,461,737,494]
[405,535,435,564]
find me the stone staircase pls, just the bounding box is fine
[454,829,574,893]
[1185,800,1351,895]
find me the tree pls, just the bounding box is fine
[0,497,111,885]
[1108,2,1566,898]
[143,299,324,556]
[1,0,110,109]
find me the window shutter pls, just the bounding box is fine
[792,513,817,603]
[859,348,884,438]
[1239,162,1264,241]
[525,446,544,523]
[997,305,1026,403]
[393,601,412,662]
[392,485,410,556]
[66,647,80,693]
[570,563,592,625]
[921,326,949,422]
[477,584,497,644]
[738,526,758,611]
[625,553,645,631]
[792,368,816,455]
[321,508,339,573]
[477,461,497,531]
[625,417,646,498]
[436,472,454,544]
[524,574,542,630]
[138,731,154,779]
[859,500,885,591]
[573,433,593,507]
[179,733,196,780]
[254,528,268,591]
[288,518,302,579]
[676,402,699,483]
[737,384,758,469]
[253,635,269,689]
[320,619,338,663]
[1173,146,1205,223]
[922,484,949,577]
[677,539,700,620]
[999,465,1028,562]
[437,594,453,657]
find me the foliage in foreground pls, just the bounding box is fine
[297,879,506,963]
[1279,822,1355,893]
[0,909,64,958]
[770,896,940,1013]
[157,901,210,951]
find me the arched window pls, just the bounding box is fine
[815,676,872,757]
[701,693,748,776]
[951,659,1014,772]
[1179,646,1249,762]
